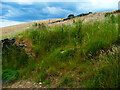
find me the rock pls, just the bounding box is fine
[2,37,16,48]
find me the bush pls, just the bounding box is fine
[32,23,38,27]
[111,14,115,23]
[105,13,111,17]
[89,12,92,14]
[67,14,74,19]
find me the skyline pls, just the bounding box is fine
[0,0,119,27]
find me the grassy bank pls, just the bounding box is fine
[2,13,119,88]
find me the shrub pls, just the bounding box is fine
[32,23,38,27]
[67,14,74,19]
[111,14,115,23]
[105,13,111,17]
[89,12,92,14]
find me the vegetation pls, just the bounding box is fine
[2,13,119,88]
[32,23,38,27]
[67,14,75,19]
[2,70,19,83]
[105,12,111,17]
[89,12,92,14]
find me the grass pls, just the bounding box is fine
[2,13,119,88]
[2,70,19,83]
[59,76,73,87]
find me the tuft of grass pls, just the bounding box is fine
[80,16,118,56]
[85,52,119,88]
[59,76,73,87]
[2,70,19,83]
[43,80,50,86]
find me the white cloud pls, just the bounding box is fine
[1,0,119,10]
[89,0,118,9]
[1,0,35,5]
[1,0,81,4]
[1,3,25,19]
[0,19,24,28]
[77,0,119,12]
[1,0,80,3]
[1,0,119,3]
[42,7,73,15]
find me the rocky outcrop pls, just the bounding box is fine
[2,38,16,49]
[1,37,35,57]
[14,38,35,57]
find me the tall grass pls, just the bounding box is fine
[2,14,119,88]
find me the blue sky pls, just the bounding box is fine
[0,0,119,27]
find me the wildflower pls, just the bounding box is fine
[39,82,42,85]
[61,50,64,53]
[101,50,104,53]
[88,53,92,57]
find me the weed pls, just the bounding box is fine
[59,76,73,86]
[105,13,111,17]
[43,80,50,86]
[32,23,38,27]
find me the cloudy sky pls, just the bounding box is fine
[0,0,119,27]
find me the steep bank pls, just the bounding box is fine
[2,11,120,88]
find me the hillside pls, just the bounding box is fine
[2,10,120,88]
[0,11,116,39]
[0,18,64,40]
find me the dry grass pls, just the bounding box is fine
[0,18,64,39]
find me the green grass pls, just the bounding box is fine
[2,13,119,88]
[59,76,73,87]
[2,70,19,83]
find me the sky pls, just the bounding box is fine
[0,0,119,28]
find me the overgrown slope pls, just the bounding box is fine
[2,13,119,88]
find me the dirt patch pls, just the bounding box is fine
[2,80,43,88]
